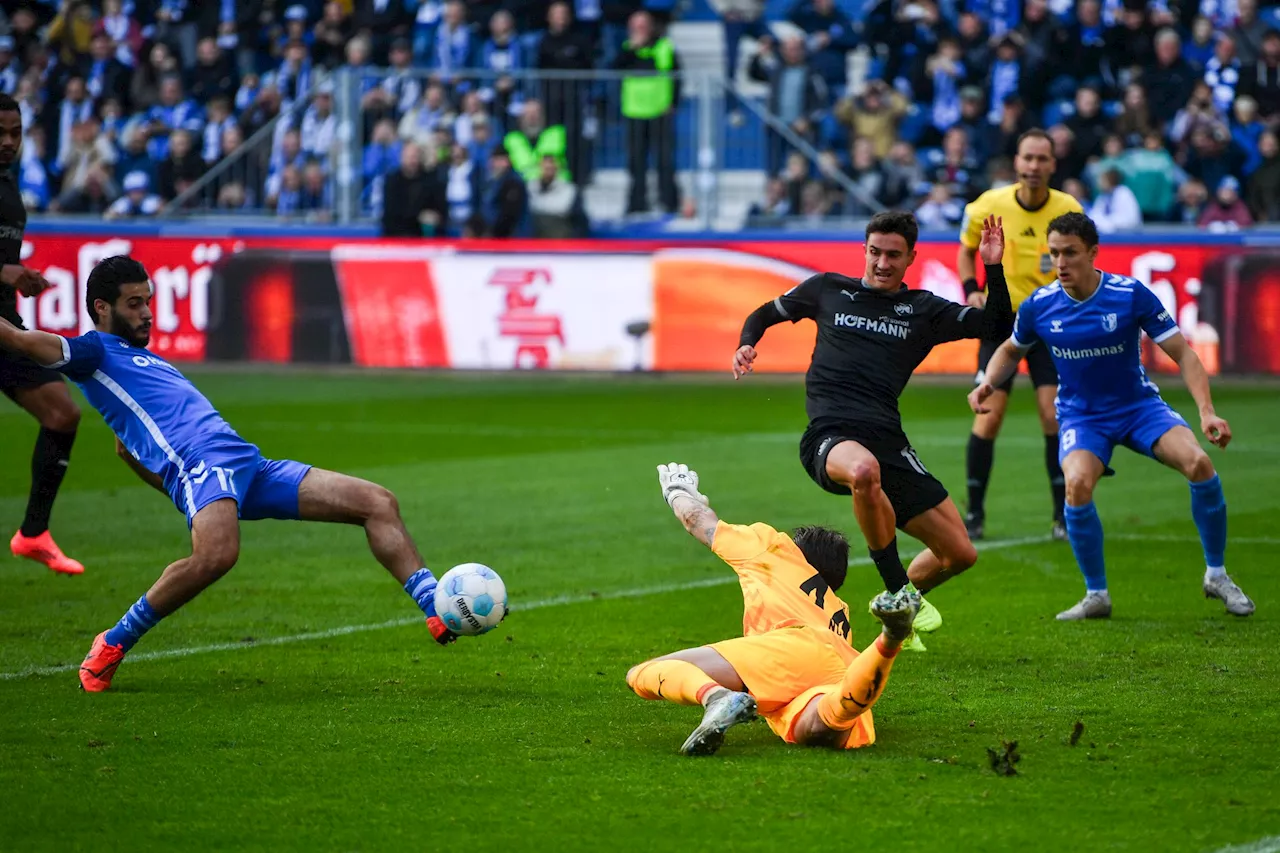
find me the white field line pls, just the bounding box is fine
[0,535,1052,682]
[1210,837,1280,853]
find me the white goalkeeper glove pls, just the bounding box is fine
[657,462,708,509]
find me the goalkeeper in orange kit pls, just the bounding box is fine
[626,463,920,756]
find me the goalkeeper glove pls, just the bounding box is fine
[657,462,709,509]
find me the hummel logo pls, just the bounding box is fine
[1021,226,1035,237]
[1050,320,1064,333]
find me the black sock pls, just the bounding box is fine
[1045,434,1065,521]
[869,537,910,593]
[966,434,995,519]
[21,427,76,537]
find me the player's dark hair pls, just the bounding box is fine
[1047,212,1100,249]
[86,255,151,321]
[792,526,850,591]
[865,211,919,250]
[1015,127,1053,154]
[0,94,18,115]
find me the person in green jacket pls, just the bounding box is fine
[503,99,571,184]
[613,10,682,215]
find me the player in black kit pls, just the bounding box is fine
[732,212,1011,647]
[0,94,84,575]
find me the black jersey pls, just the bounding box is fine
[0,165,28,327]
[740,265,1012,435]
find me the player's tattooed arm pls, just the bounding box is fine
[658,463,718,547]
[115,437,167,494]
[0,316,68,366]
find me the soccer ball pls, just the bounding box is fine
[434,563,508,636]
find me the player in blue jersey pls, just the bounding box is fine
[0,256,463,692]
[969,213,1253,620]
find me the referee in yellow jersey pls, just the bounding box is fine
[957,129,1082,541]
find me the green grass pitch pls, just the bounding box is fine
[1,371,1277,852]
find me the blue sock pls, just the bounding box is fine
[1190,475,1227,572]
[103,595,160,652]
[1064,502,1107,592]
[404,568,439,618]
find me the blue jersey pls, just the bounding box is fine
[52,331,243,499]
[1011,272,1180,418]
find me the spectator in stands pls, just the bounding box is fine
[778,150,809,211]
[155,0,200,69]
[1015,0,1060,81]
[313,2,354,70]
[47,74,93,170]
[480,10,526,123]
[615,10,680,215]
[1122,131,1182,221]
[95,0,144,68]
[1104,0,1156,88]
[241,74,284,141]
[537,2,593,185]
[191,38,236,106]
[213,123,255,207]
[966,0,1018,39]
[1205,33,1242,116]
[1113,82,1154,147]
[710,0,770,85]
[797,178,833,220]
[481,146,529,237]
[115,121,158,189]
[298,158,333,221]
[19,129,50,211]
[301,82,338,164]
[1048,123,1086,185]
[1170,80,1226,146]
[843,137,897,216]
[468,114,499,167]
[132,42,180,113]
[912,37,968,149]
[105,169,162,218]
[1237,28,1280,123]
[52,162,115,214]
[1083,133,1125,189]
[884,140,928,205]
[1248,130,1280,220]
[915,183,964,229]
[400,82,455,148]
[83,31,130,107]
[7,8,38,66]
[444,141,483,233]
[601,1,644,68]
[411,0,443,67]
[984,33,1029,121]
[274,164,304,217]
[1088,167,1143,231]
[925,126,983,202]
[786,0,858,94]
[529,153,584,237]
[1062,177,1090,206]
[355,0,412,64]
[367,38,422,126]
[1065,85,1108,159]
[362,117,402,205]
[47,0,94,70]
[1198,175,1254,229]
[158,128,204,202]
[832,78,908,159]
[382,142,439,236]
[432,0,476,84]
[202,97,236,164]
[1234,95,1267,175]
[1184,124,1246,192]
[750,36,828,175]
[276,40,315,109]
[887,0,943,88]
[0,38,18,96]
[1056,0,1110,95]
[58,117,115,194]
[991,94,1032,159]
[748,177,792,218]
[1184,16,1216,71]
[453,91,487,146]
[956,12,991,77]
[279,5,314,54]
[954,87,998,165]
[145,75,202,161]
[1231,0,1268,67]
[504,98,569,183]
[216,181,248,211]
[1143,28,1198,127]
[265,126,306,205]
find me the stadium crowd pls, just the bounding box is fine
[742,0,1280,229]
[1,0,1277,232]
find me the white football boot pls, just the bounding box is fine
[1204,572,1256,616]
[1056,590,1113,621]
[679,689,758,756]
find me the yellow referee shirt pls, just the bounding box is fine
[960,184,1083,309]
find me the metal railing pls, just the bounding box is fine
[151,66,877,231]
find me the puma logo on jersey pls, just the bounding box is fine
[840,289,858,302]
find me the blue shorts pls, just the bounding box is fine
[1058,400,1189,468]
[167,439,313,527]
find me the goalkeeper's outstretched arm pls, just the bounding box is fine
[657,462,719,548]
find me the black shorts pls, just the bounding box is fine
[799,421,949,529]
[976,337,1058,393]
[0,344,63,401]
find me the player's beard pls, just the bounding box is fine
[109,309,152,347]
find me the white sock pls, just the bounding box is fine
[1088,588,1108,597]
[1205,565,1227,580]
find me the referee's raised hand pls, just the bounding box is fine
[978,214,1005,266]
